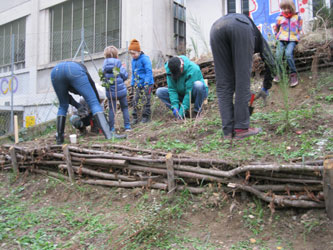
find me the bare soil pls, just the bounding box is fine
[1,69,333,249]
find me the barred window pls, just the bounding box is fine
[0,17,26,72]
[242,0,249,16]
[50,0,120,62]
[227,0,236,13]
[173,1,186,54]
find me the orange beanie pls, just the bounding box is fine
[128,39,141,52]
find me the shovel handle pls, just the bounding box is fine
[250,93,255,106]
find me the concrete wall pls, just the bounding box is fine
[0,0,176,128]
[186,0,223,58]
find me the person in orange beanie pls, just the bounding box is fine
[128,39,154,124]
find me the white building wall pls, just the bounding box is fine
[0,0,176,128]
[186,0,223,58]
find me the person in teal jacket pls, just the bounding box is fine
[129,39,154,124]
[156,56,208,119]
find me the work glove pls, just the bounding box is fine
[77,105,89,118]
[255,88,269,106]
[172,108,182,120]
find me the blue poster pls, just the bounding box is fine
[250,0,307,40]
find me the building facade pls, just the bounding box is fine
[0,0,185,129]
[186,0,332,57]
[0,0,331,130]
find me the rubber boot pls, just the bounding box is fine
[93,112,127,140]
[56,116,66,145]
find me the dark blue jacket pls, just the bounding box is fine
[130,52,154,88]
[102,58,128,99]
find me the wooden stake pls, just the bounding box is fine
[204,79,208,105]
[323,157,333,219]
[62,144,75,183]
[14,115,19,144]
[166,153,175,196]
[189,90,192,119]
[9,146,19,176]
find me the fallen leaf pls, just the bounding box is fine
[295,130,303,135]
[250,238,256,244]
[277,247,283,250]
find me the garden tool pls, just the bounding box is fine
[249,93,255,116]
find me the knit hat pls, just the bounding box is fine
[168,57,181,80]
[129,39,141,52]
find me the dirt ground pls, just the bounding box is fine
[1,69,333,249]
[1,172,333,250]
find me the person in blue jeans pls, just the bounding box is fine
[102,46,131,132]
[156,56,208,119]
[51,61,125,144]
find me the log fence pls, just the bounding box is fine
[1,144,330,211]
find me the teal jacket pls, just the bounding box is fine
[165,55,207,117]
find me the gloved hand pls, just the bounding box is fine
[255,88,269,106]
[172,108,182,120]
[77,105,89,118]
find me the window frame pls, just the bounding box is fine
[173,1,186,53]
[0,17,26,72]
[50,0,121,62]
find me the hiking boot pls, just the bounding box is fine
[290,73,298,87]
[124,125,132,132]
[273,76,280,82]
[234,127,262,139]
[141,117,150,123]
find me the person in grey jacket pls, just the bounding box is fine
[210,13,275,139]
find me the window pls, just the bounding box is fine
[50,0,120,62]
[227,0,236,13]
[242,0,249,16]
[173,1,186,53]
[0,18,26,72]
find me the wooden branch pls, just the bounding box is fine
[253,184,323,192]
[81,179,167,189]
[228,183,325,208]
[127,164,231,183]
[58,164,137,181]
[166,153,175,196]
[33,169,70,181]
[251,175,323,184]
[9,146,19,176]
[323,158,333,219]
[46,152,127,167]
[63,144,75,183]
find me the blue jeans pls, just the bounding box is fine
[156,81,208,113]
[276,41,297,74]
[51,61,103,116]
[108,94,130,130]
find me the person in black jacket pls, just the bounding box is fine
[210,13,275,139]
[51,61,125,144]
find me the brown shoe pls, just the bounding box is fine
[234,127,262,139]
[290,73,298,87]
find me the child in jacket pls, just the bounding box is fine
[102,46,131,131]
[128,39,154,124]
[274,0,302,87]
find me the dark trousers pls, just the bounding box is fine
[132,86,152,119]
[210,14,254,136]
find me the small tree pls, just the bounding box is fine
[98,67,120,130]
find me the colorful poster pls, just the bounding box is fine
[250,0,309,40]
